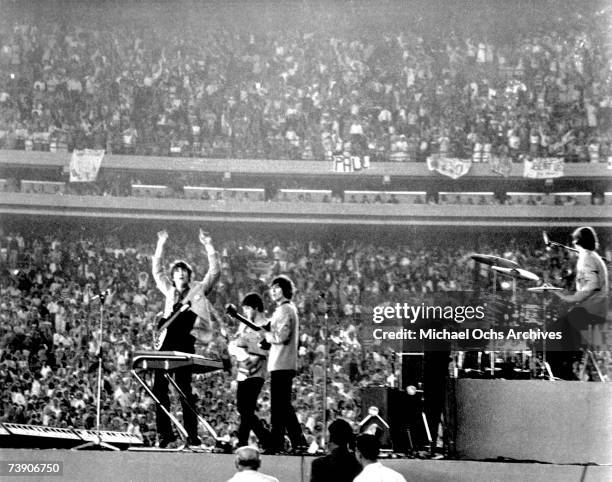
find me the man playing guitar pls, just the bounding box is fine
[151,228,220,448]
[227,292,271,448]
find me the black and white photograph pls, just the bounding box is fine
[0,0,610,480]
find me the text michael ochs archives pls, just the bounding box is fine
[370,302,563,342]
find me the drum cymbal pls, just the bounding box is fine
[492,266,540,282]
[471,254,520,268]
[527,283,563,292]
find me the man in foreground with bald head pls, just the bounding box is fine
[226,446,279,482]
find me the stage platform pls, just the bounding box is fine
[1,449,611,482]
[449,379,612,465]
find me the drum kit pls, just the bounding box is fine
[456,230,610,382]
[457,249,564,380]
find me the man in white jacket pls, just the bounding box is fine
[263,275,306,453]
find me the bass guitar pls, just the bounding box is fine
[154,301,192,350]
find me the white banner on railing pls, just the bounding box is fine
[489,155,513,177]
[69,149,105,182]
[426,155,472,179]
[523,157,564,179]
[332,154,369,173]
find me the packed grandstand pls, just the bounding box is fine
[0,1,610,162]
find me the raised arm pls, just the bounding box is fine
[152,230,173,292]
[198,229,220,294]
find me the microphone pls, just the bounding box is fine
[90,289,112,301]
[406,385,424,396]
[542,231,578,254]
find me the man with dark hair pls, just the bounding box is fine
[571,226,599,251]
[354,434,406,482]
[550,226,609,379]
[228,292,270,448]
[151,228,220,448]
[555,227,608,324]
[263,275,306,453]
[226,446,279,482]
[310,419,361,482]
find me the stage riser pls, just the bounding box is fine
[0,434,79,450]
[2,450,610,482]
[0,424,141,451]
[450,379,612,465]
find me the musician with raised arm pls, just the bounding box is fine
[550,226,609,379]
[151,228,220,448]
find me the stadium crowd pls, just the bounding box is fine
[1,228,610,448]
[0,1,610,162]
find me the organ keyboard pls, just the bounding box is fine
[130,351,223,449]
[131,351,223,374]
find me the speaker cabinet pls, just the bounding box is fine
[359,387,415,453]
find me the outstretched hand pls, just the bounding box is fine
[157,230,169,244]
[199,228,212,246]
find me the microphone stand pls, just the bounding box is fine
[543,230,609,263]
[73,291,119,451]
[318,296,329,451]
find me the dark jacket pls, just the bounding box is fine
[310,447,362,482]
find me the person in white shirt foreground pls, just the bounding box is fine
[354,434,407,482]
[226,446,279,482]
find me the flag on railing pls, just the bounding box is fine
[490,155,513,177]
[69,149,105,182]
[426,154,472,179]
[522,157,564,179]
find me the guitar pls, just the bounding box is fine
[225,304,270,378]
[228,338,265,377]
[225,304,270,332]
[225,303,272,351]
[154,301,192,350]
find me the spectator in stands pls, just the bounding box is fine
[0,2,609,163]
